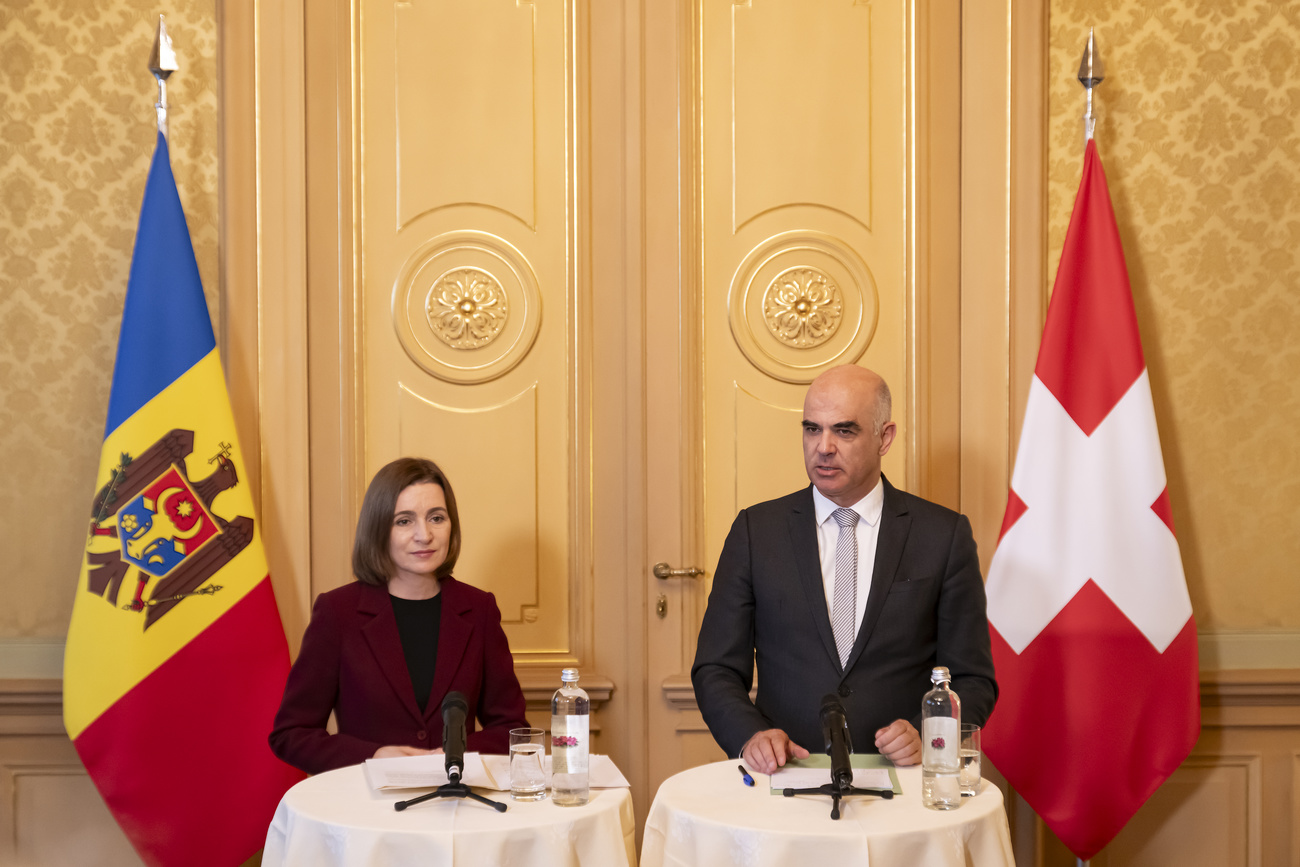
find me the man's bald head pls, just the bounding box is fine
[801,365,897,506]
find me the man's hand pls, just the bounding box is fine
[373,745,435,759]
[874,719,921,765]
[741,729,810,775]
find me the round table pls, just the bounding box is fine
[641,760,1014,867]
[263,764,636,867]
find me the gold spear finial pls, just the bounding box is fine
[1077,28,1105,143]
[149,16,178,139]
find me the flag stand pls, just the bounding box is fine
[982,23,1199,865]
[1073,35,1102,867]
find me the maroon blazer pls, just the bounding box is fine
[269,577,528,775]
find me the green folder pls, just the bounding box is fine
[768,754,903,795]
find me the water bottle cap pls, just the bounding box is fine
[930,666,951,685]
[561,668,580,682]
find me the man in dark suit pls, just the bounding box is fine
[692,365,997,774]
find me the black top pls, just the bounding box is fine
[390,594,443,712]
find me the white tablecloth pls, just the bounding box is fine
[641,760,1013,867]
[263,764,636,867]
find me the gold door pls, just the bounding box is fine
[642,0,962,802]
[358,1,584,675]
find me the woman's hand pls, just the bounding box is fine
[373,745,435,759]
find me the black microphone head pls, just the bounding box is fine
[820,692,853,756]
[442,691,468,713]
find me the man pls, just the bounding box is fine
[692,365,997,774]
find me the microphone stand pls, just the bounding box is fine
[781,781,893,820]
[393,768,507,813]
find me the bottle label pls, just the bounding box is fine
[550,715,589,774]
[922,716,959,770]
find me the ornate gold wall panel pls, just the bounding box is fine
[732,5,874,232]
[702,0,907,576]
[361,0,581,664]
[0,3,217,645]
[393,2,536,229]
[1047,2,1300,642]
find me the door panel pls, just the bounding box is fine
[360,0,584,666]
[644,0,927,801]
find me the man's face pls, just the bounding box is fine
[802,374,896,507]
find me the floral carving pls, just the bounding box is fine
[426,268,509,349]
[761,267,843,348]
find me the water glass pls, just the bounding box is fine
[960,723,981,796]
[509,727,547,801]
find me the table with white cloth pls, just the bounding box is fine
[641,760,1014,867]
[263,764,637,867]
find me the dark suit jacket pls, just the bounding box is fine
[691,477,997,759]
[269,577,528,774]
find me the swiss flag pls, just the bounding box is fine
[983,140,1200,860]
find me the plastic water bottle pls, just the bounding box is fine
[921,665,962,810]
[550,668,590,806]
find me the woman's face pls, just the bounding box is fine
[388,482,452,583]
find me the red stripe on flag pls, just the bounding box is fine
[1150,485,1177,535]
[73,578,305,867]
[998,489,1029,543]
[1034,141,1146,436]
[983,579,1199,860]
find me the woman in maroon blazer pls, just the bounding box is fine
[269,458,529,774]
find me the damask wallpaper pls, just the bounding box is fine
[0,0,217,638]
[1048,1,1300,637]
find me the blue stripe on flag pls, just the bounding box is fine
[104,132,217,436]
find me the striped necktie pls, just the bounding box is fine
[831,507,860,668]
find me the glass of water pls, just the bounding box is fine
[509,727,547,801]
[960,724,981,797]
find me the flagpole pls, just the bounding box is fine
[1077,30,1103,867]
[1077,27,1105,144]
[149,15,178,139]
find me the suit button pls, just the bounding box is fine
[838,685,852,698]
[416,731,427,741]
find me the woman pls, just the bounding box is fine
[270,458,528,774]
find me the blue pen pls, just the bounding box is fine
[738,764,755,786]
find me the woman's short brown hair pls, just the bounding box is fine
[352,457,462,585]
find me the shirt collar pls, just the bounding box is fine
[812,479,884,529]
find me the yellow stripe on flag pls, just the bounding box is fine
[64,350,269,740]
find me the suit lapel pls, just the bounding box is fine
[427,577,472,721]
[846,476,910,671]
[789,487,841,669]
[358,582,425,723]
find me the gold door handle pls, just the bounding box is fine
[653,562,705,580]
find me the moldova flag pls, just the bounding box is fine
[63,132,304,866]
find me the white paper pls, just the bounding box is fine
[477,754,631,791]
[362,752,492,790]
[768,766,894,791]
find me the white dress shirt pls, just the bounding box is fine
[812,480,884,644]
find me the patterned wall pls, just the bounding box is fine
[1048,2,1300,634]
[0,0,217,638]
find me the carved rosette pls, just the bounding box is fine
[727,232,879,383]
[392,231,542,384]
[761,267,842,348]
[427,268,509,349]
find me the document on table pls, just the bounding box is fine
[363,753,492,790]
[768,754,902,794]
[363,752,631,791]
[478,754,631,791]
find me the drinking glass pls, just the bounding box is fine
[509,727,547,801]
[959,723,981,796]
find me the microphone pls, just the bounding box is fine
[441,691,469,781]
[820,693,853,792]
